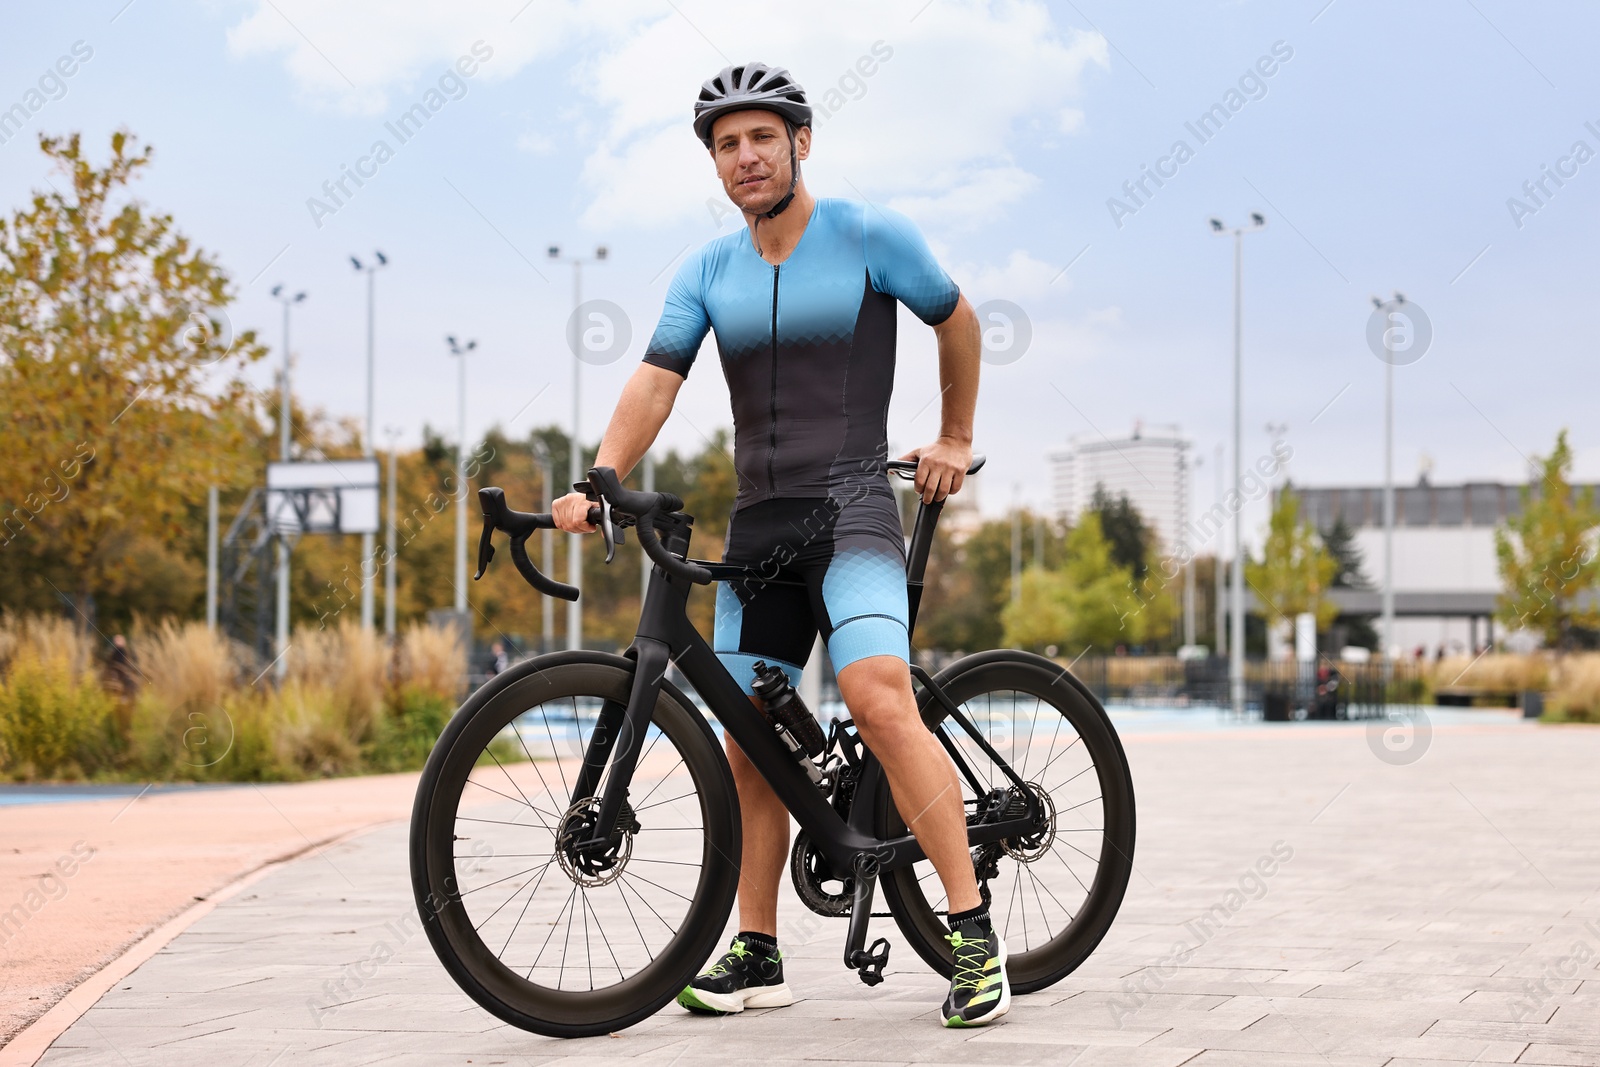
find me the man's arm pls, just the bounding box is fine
[552,363,683,532]
[898,293,980,504]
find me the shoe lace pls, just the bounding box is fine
[944,930,988,992]
[705,938,751,978]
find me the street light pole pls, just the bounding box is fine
[351,253,388,631]
[547,243,608,651]
[384,425,401,638]
[1209,214,1266,717]
[1372,292,1406,663]
[532,437,555,653]
[269,284,306,678]
[1214,442,1226,657]
[1184,451,1199,650]
[447,336,477,617]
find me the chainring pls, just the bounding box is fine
[789,830,855,917]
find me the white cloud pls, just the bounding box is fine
[225,0,1108,229]
[953,248,1061,301]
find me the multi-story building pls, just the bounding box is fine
[1049,423,1190,552]
[1290,478,1599,655]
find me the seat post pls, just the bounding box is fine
[904,498,944,634]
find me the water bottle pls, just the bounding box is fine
[750,661,828,785]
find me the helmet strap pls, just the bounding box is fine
[757,124,801,220]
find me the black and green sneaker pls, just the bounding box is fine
[940,915,1010,1027]
[677,934,793,1015]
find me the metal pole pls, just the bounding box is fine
[542,451,555,653]
[1229,230,1246,718]
[455,351,468,614]
[1182,452,1195,648]
[1010,484,1022,603]
[1214,442,1225,657]
[641,450,655,605]
[275,301,292,679]
[385,434,398,637]
[1383,352,1395,662]
[568,260,583,650]
[206,485,218,631]
[361,266,376,630]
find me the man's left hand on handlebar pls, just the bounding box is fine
[897,435,972,504]
[552,491,598,534]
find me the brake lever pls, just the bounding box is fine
[600,495,617,564]
[473,509,496,580]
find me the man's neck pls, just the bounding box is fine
[744,184,816,264]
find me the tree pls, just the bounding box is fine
[1089,485,1151,578]
[1495,429,1600,648]
[1246,488,1338,631]
[1002,513,1146,653]
[0,131,267,627]
[1321,515,1379,649]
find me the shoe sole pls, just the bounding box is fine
[943,939,1011,1028]
[678,981,794,1015]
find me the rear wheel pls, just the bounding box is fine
[410,653,740,1037]
[878,650,1135,993]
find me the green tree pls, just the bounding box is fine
[0,131,267,627]
[1002,513,1145,653]
[1246,488,1338,631]
[1090,485,1152,578]
[1321,515,1378,649]
[1495,429,1600,648]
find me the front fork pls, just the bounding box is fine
[571,637,671,855]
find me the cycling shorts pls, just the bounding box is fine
[713,493,909,695]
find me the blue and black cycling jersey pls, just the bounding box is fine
[643,197,960,687]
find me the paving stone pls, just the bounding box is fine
[27,723,1600,1066]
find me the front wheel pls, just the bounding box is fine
[409,652,741,1037]
[878,650,1136,993]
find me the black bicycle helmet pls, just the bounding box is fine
[694,63,811,219]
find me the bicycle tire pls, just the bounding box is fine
[877,649,1136,994]
[410,652,741,1037]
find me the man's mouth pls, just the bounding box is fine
[739,174,768,187]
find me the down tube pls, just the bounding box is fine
[670,626,891,868]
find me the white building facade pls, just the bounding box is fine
[1049,424,1190,552]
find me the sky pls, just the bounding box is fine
[3,0,1598,544]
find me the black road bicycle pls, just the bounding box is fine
[410,457,1136,1038]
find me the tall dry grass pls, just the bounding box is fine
[397,621,466,700]
[1550,653,1600,722]
[1430,653,1551,693]
[0,613,117,778]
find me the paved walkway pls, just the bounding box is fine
[26,717,1600,1066]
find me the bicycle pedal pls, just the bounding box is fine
[850,937,891,986]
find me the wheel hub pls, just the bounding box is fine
[555,797,639,888]
[1002,781,1057,862]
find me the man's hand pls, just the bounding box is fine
[552,491,598,533]
[898,435,973,504]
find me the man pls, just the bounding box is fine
[552,62,1005,1028]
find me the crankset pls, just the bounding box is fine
[790,831,855,917]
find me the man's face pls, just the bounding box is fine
[710,110,810,215]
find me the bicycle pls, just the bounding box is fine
[409,457,1136,1037]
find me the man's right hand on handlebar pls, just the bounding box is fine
[552,491,598,534]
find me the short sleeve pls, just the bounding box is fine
[862,204,959,326]
[642,250,711,377]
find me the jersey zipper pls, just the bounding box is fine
[766,263,779,497]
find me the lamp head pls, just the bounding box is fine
[1208,218,1224,232]
[271,284,283,297]
[547,245,560,259]
[1250,212,1265,227]
[350,256,362,271]
[375,251,387,266]
[596,245,608,261]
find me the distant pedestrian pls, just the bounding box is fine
[107,633,138,697]
[486,641,510,677]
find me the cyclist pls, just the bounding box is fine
[553,62,1006,1028]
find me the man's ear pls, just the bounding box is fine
[795,125,811,161]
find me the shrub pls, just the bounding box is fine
[0,646,117,779]
[366,685,455,772]
[1548,654,1600,723]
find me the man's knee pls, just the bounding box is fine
[838,656,915,736]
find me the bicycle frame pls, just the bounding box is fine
[564,495,1044,972]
